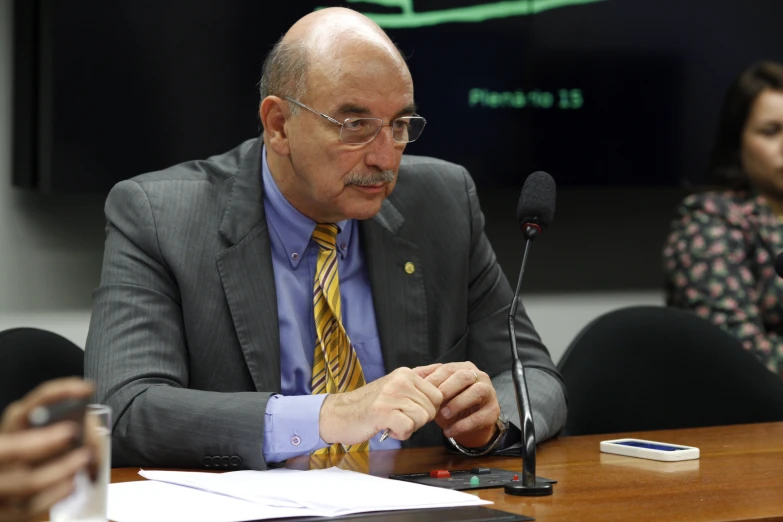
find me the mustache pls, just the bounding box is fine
[344,169,395,187]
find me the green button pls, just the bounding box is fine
[470,476,480,486]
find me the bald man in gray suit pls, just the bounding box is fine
[85,7,566,470]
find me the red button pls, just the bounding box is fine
[429,470,451,478]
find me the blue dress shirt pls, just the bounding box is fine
[261,147,402,463]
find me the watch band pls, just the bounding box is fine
[447,414,509,457]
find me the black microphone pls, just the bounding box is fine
[775,252,783,279]
[516,171,555,239]
[504,171,557,497]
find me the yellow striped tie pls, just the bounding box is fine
[311,224,369,454]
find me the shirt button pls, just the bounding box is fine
[291,252,299,261]
[340,243,347,250]
[291,435,301,446]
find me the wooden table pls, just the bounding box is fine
[112,422,783,521]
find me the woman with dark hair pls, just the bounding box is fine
[664,61,783,377]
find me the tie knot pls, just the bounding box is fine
[312,223,339,251]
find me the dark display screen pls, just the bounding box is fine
[14,0,783,192]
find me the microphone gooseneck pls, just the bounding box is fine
[504,171,557,497]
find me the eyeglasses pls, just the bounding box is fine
[284,97,427,145]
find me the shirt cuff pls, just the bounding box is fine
[263,394,330,463]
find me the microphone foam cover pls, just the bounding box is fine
[516,171,556,230]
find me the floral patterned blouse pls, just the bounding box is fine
[663,191,783,377]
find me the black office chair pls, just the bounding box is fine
[0,327,85,413]
[558,306,783,436]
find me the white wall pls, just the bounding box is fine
[0,0,664,360]
[524,291,664,363]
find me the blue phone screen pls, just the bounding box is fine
[615,441,687,451]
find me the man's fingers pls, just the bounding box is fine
[443,407,497,438]
[0,447,90,498]
[1,378,93,433]
[0,424,78,466]
[411,364,442,379]
[383,369,442,418]
[411,378,443,412]
[385,411,416,441]
[385,397,433,441]
[423,364,457,389]
[401,397,437,431]
[381,381,438,427]
[440,381,494,420]
[434,369,485,404]
[424,362,482,390]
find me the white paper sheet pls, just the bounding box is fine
[136,469,300,507]
[107,480,318,522]
[140,467,491,517]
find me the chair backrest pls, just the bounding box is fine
[0,328,84,412]
[557,306,783,436]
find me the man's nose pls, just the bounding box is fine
[365,125,401,171]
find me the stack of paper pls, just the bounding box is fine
[108,481,310,522]
[108,467,492,522]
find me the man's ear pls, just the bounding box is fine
[259,96,290,156]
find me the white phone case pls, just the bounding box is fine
[600,438,700,462]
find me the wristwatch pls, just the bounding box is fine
[447,411,510,457]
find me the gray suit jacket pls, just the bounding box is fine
[85,138,566,470]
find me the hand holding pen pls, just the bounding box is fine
[376,364,446,444]
[318,367,443,447]
[378,363,494,447]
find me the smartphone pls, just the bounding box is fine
[600,438,700,462]
[28,397,89,446]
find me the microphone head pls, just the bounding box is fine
[516,171,556,231]
[775,252,783,279]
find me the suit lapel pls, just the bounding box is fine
[216,139,281,392]
[360,200,430,373]
[212,143,430,395]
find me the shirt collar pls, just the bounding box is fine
[261,146,352,268]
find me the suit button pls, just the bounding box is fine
[203,456,212,468]
[221,456,230,468]
[230,456,242,468]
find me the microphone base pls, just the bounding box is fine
[504,478,554,496]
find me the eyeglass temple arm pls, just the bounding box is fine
[284,97,344,126]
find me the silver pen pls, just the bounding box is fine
[379,429,391,442]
